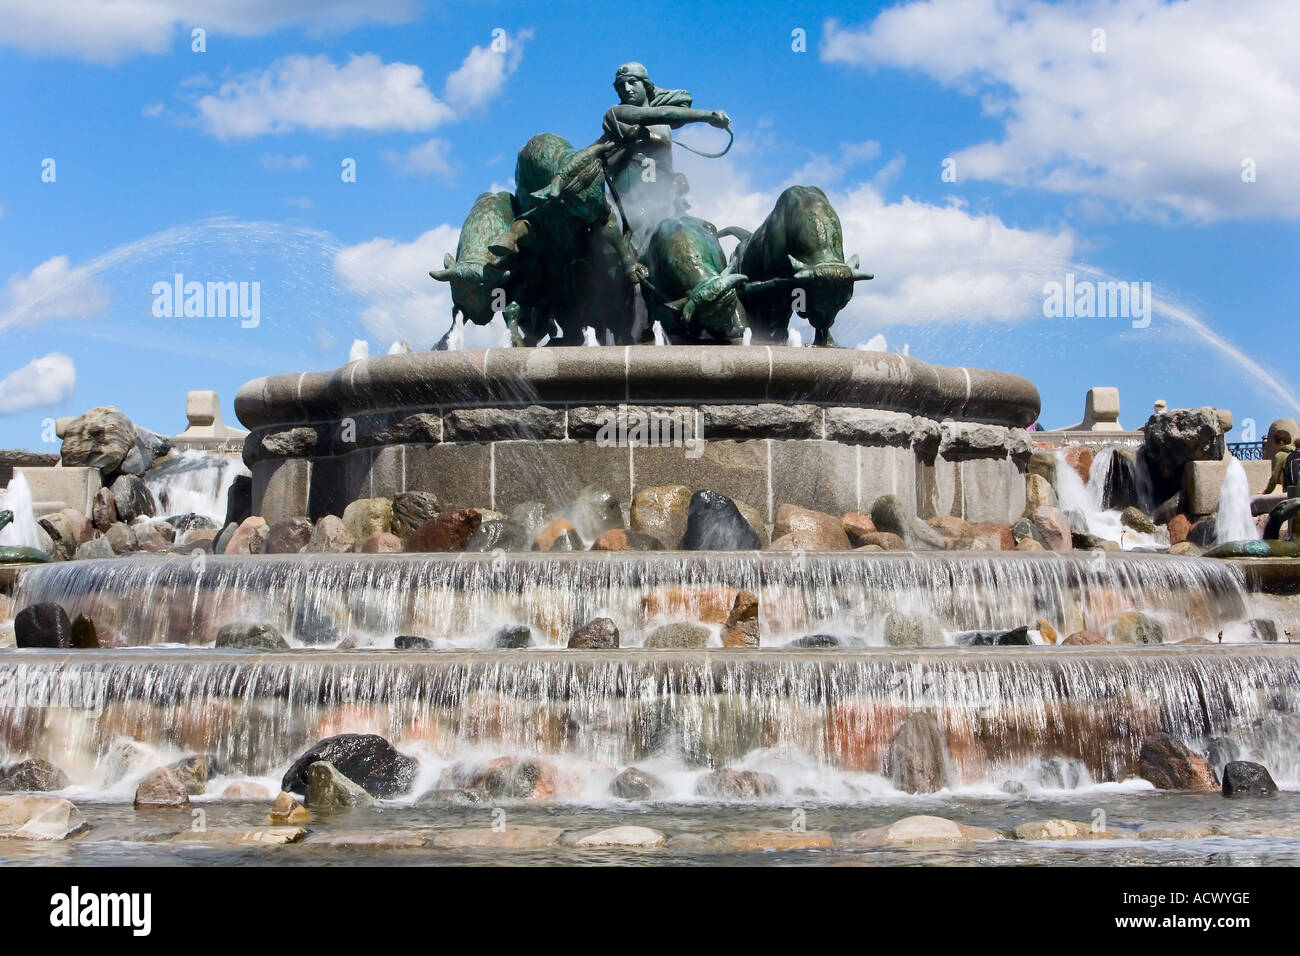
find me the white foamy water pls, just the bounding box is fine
[144,450,249,525]
[1216,457,1259,545]
[1054,449,1160,548]
[0,473,41,550]
[652,321,667,345]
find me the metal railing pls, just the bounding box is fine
[1228,441,1265,461]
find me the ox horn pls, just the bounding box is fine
[429,268,455,282]
[847,253,874,281]
[787,254,814,280]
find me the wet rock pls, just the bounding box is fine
[870,495,948,549]
[1143,407,1222,480]
[953,625,1031,646]
[591,529,663,551]
[1138,733,1219,791]
[609,767,666,800]
[568,485,623,541]
[415,789,483,808]
[1108,611,1165,645]
[1206,737,1243,775]
[694,768,780,799]
[60,406,135,473]
[225,516,269,555]
[304,761,377,809]
[15,603,73,648]
[224,474,252,529]
[465,520,531,552]
[1062,445,1094,484]
[1187,517,1218,548]
[361,532,403,553]
[0,795,89,840]
[342,497,393,543]
[303,514,356,553]
[222,781,272,800]
[131,517,174,553]
[546,527,585,551]
[134,767,191,808]
[407,508,481,552]
[644,622,709,649]
[1013,818,1112,841]
[71,614,99,648]
[721,590,760,648]
[91,487,118,532]
[533,518,577,551]
[212,521,237,554]
[841,512,877,546]
[883,712,955,794]
[167,755,217,795]
[1030,506,1072,552]
[569,617,619,649]
[444,759,570,800]
[1121,506,1158,534]
[104,521,138,554]
[391,491,441,539]
[393,635,434,649]
[773,504,850,550]
[883,610,944,648]
[1221,761,1278,798]
[0,759,69,792]
[263,517,313,554]
[928,515,974,542]
[37,513,77,561]
[1035,618,1059,644]
[1011,517,1038,543]
[855,531,907,551]
[1167,513,1192,545]
[1246,619,1278,643]
[73,538,115,561]
[282,734,419,798]
[1168,541,1202,556]
[848,815,1001,847]
[682,490,761,551]
[509,501,555,537]
[1062,629,1107,646]
[492,624,532,649]
[110,474,156,522]
[214,622,288,650]
[268,791,312,824]
[788,633,842,648]
[733,498,770,548]
[562,825,667,848]
[166,512,217,535]
[630,485,692,549]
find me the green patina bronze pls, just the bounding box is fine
[430,62,871,347]
[1204,539,1300,559]
[0,510,52,564]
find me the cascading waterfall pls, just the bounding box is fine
[12,551,1262,649]
[0,647,1295,800]
[144,450,249,526]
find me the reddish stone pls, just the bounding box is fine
[591,529,628,551]
[927,515,973,541]
[971,522,1015,550]
[225,516,268,555]
[773,504,850,550]
[1030,506,1072,552]
[841,512,877,546]
[361,532,403,553]
[406,509,482,552]
[532,518,576,552]
[1062,445,1094,485]
[1062,630,1107,646]
[721,590,759,648]
[1167,513,1192,545]
[642,586,739,624]
[855,531,907,551]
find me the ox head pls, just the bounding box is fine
[749,253,872,333]
[665,261,749,336]
[429,253,511,326]
[525,140,616,226]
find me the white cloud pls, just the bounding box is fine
[286,196,313,210]
[261,152,310,170]
[823,0,1300,221]
[196,53,454,138]
[383,138,456,178]
[0,0,417,64]
[141,102,165,118]
[1,255,110,329]
[0,353,76,414]
[444,29,532,112]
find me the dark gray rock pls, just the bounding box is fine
[214,521,239,554]
[214,622,288,650]
[415,788,483,807]
[304,760,378,808]
[492,624,532,649]
[952,625,1032,646]
[282,734,419,797]
[1246,619,1279,643]
[547,528,585,551]
[1143,407,1222,478]
[262,517,313,554]
[110,474,156,521]
[224,475,252,529]
[1187,516,1218,548]
[1221,761,1277,798]
[568,617,619,649]
[883,712,955,794]
[120,426,171,476]
[1138,733,1219,790]
[0,758,69,792]
[71,614,99,648]
[391,491,441,539]
[465,520,531,551]
[694,768,780,799]
[14,603,72,648]
[287,603,341,646]
[165,513,218,534]
[610,767,666,800]
[681,490,761,551]
[787,633,842,648]
[394,635,434,649]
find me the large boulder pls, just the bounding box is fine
[569,617,619,649]
[391,491,441,539]
[883,610,945,648]
[342,498,393,543]
[1137,734,1219,791]
[224,516,269,554]
[407,509,482,552]
[304,761,378,809]
[110,474,157,522]
[104,521,138,554]
[694,769,780,799]
[303,514,356,553]
[1143,407,1222,482]
[134,766,191,808]
[644,622,710,649]
[120,426,171,476]
[883,712,955,794]
[14,603,72,649]
[610,767,667,800]
[59,406,135,473]
[771,504,851,550]
[262,517,313,554]
[870,495,948,549]
[0,795,88,839]
[630,485,692,549]
[1108,611,1165,646]
[682,490,761,550]
[214,622,288,650]
[282,734,419,797]
[1221,761,1277,798]
[492,624,532,649]
[0,759,69,792]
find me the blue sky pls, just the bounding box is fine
[2,0,1297,450]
